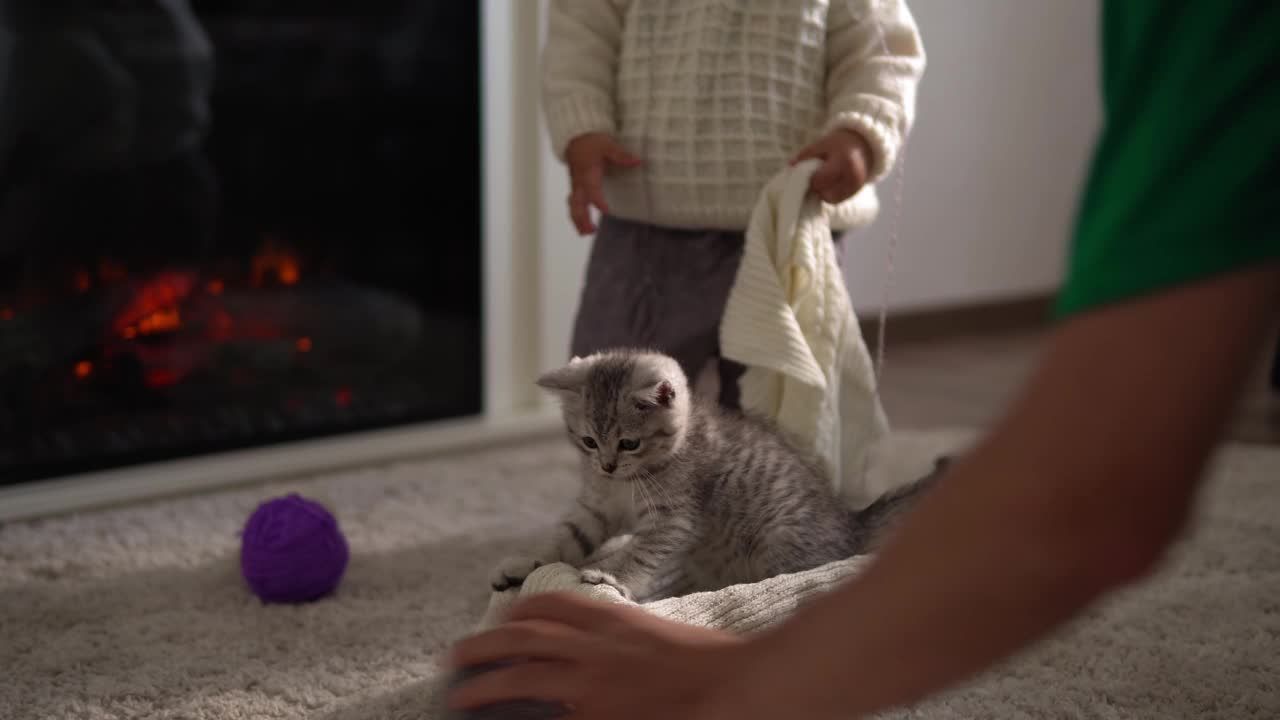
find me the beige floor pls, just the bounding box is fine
[3,430,1278,719]
[876,328,1280,444]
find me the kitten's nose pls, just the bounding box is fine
[602,462,617,474]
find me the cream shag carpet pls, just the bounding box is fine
[1,434,1278,719]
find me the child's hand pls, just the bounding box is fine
[790,129,873,205]
[565,132,642,235]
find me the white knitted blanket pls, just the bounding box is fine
[720,159,891,510]
[476,555,870,634]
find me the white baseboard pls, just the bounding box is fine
[0,411,562,523]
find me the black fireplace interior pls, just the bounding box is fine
[0,1,483,484]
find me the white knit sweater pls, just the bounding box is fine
[542,0,926,231]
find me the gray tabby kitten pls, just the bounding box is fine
[491,349,942,600]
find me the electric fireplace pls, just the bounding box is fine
[0,1,483,484]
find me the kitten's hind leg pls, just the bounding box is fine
[751,535,851,582]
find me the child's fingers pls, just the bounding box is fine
[811,157,857,203]
[605,144,642,167]
[573,162,609,215]
[790,141,826,166]
[573,172,609,234]
[586,180,610,217]
[816,180,855,203]
[568,189,595,235]
[568,160,608,234]
[809,157,843,191]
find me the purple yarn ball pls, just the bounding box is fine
[240,493,349,603]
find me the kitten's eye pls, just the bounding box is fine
[618,439,640,452]
[581,436,598,449]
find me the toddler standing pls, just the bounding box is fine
[543,0,925,406]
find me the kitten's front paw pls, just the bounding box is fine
[580,569,633,600]
[490,556,544,592]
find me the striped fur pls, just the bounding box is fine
[490,350,942,600]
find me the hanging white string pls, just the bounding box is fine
[853,0,907,383]
[875,143,905,382]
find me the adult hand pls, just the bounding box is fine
[448,592,770,719]
[791,128,873,204]
[565,132,642,235]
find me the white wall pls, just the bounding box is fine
[523,0,1102,384]
[843,0,1101,312]
[536,0,581,376]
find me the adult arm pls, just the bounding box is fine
[738,263,1280,718]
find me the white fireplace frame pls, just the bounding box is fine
[0,1,559,522]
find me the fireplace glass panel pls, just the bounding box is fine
[0,1,483,484]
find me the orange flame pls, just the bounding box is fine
[252,237,302,287]
[113,271,195,337]
[136,307,181,335]
[74,360,93,379]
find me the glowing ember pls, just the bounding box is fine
[295,337,313,353]
[251,238,302,287]
[206,279,225,295]
[210,311,235,341]
[335,388,353,407]
[74,269,92,293]
[136,307,181,335]
[145,369,181,389]
[121,327,138,339]
[112,271,195,336]
[74,360,93,379]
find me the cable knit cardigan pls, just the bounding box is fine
[542,0,926,231]
[721,159,890,508]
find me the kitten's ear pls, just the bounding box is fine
[536,356,590,394]
[633,380,677,410]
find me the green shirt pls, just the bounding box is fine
[1057,1,1280,316]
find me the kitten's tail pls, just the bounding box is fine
[847,455,951,553]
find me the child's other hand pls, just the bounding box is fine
[791,129,873,205]
[565,132,642,235]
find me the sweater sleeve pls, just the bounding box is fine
[541,0,629,161]
[824,0,926,181]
